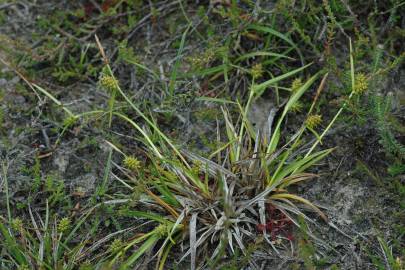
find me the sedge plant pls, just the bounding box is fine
[5,37,363,269]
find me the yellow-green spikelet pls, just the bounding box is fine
[123,156,141,171]
[109,239,123,253]
[251,63,264,79]
[58,217,71,233]
[291,78,303,92]
[99,75,118,92]
[305,114,322,129]
[354,73,368,94]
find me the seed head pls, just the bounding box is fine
[11,218,23,231]
[354,73,368,94]
[305,114,322,129]
[290,100,303,113]
[123,156,141,171]
[191,160,203,176]
[109,239,123,253]
[188,50,215,69]
[155,224,168,237]
[58,217,71,233]
[395,257,403,269]
[251,63,263,79]
[99,75,118,92]
[63,115,78,127]
[291,78,303,92]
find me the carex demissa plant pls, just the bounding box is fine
[6,36,363,269]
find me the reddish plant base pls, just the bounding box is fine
[83,0,118,18]
[256,203,294,241]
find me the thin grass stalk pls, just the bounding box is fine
[2,162,11,223]
[304,39,355,158]
[266,73,320,155]
[107,88,116,128]
[169,23,191,96]
[236,78,256,161]
[113,112,163,158]
[268,126,306,186]
[94,36,191,168]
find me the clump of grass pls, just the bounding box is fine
[367,236,404,270]
[0,202,83,269]
[106,71,333,268]
[1,1,404,269]
[4,26,361,269]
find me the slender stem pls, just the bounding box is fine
[268,126,305,186]
[236,79,255,161]
[2,162,11,223]
[108,89,117,128]
[304,91,354,158]
[105,64,190,167]
[305,39,355,157]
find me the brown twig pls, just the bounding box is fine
[94,34,109,65]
